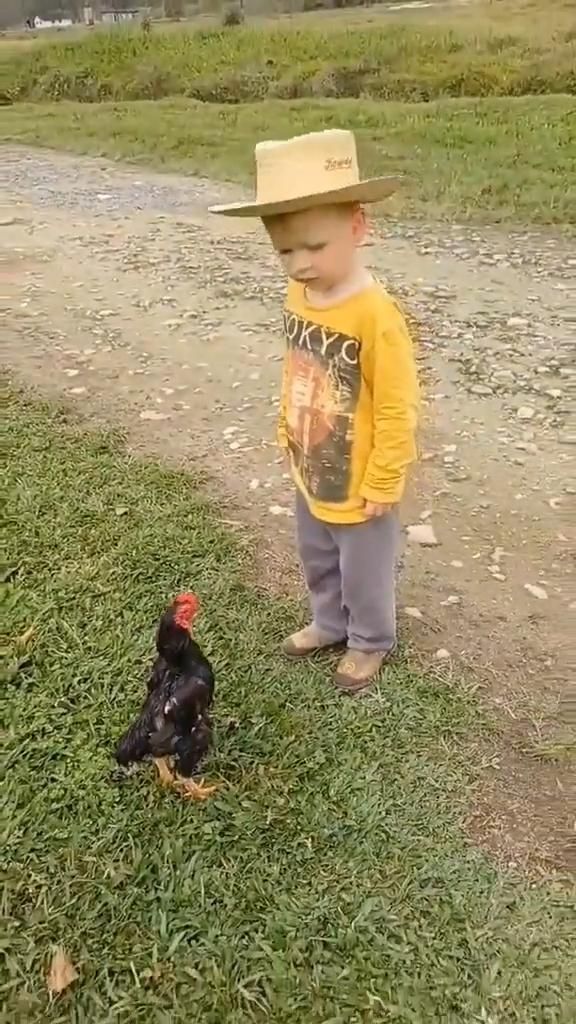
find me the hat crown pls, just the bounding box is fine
[254,130,360,208]
[208,127,400,217]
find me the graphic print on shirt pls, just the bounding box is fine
[283,310,361,503]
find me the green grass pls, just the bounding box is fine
[1,10,575,104]
[3,386,576,1021]
[1,95,574,225]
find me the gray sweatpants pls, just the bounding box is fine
[296,491,399,653]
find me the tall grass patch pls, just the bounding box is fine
[1,95,573,226]
[1,19,574,104]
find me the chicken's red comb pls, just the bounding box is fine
[173,592,200,629]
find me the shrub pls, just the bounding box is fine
[31,68,112,102]
[125,63,183,100]
[186,70,271,103]
[222,4,244,27]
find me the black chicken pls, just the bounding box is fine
[115,593,217,800]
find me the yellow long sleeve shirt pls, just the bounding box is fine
[277,280,419,524]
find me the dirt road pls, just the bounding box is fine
[1,146,574,869]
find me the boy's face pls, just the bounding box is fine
[264,204,366,294]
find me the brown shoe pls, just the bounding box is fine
[282,624,345,659]
[333,649,390,693]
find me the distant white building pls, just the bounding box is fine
[34,17,74,29]
[101,9,141,23]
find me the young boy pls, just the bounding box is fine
[210,129,419,693]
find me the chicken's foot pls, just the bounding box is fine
[174,776,219,801]
[153,758,217,801]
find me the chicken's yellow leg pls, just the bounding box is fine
[153,757,174,787]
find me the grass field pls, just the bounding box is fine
[1,1,575,103]
[1,94,574,225]
[3,385,576,1021]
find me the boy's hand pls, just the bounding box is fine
[363,501,395,518]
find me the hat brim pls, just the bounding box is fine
[208,176,402,218]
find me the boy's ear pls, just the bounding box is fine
[352,205,368,245]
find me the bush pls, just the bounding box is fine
[186,70,271,104]
[222,4,244,26]
[31,68,112,102]
[125,63,183,100]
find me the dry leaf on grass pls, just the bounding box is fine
[16,625,35,648]
[47,948,79,996]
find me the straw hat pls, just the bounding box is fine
[209,129,401,218]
